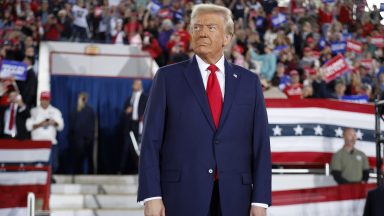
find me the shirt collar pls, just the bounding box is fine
[195,54,225,74]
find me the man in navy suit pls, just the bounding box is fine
[120,79,148,174]
[138,4,271,216]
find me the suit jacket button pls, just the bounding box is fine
[208,169,213,174]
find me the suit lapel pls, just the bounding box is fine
[218,60,240,130]
[183,57,216,131]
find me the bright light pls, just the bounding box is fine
[366,0,384,10]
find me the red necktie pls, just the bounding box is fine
[206,64,222,129]
[206,64,222,181]
[8,104,15,130]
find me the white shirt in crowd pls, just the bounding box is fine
[131,90,142,121]
[142,54,268,209]
[26,105,64,145]
[72,5,88,28]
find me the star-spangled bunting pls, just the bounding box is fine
[273,125,282,136]
[335,127,343,137]
[314,125,323,136]
[293,125,304,135]
[269,124,373,142]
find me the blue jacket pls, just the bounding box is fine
[138,56,272,216]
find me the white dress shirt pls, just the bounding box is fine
[131,90,142,121]
[142,55,268,209]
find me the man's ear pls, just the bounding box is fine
[223,34,232,47]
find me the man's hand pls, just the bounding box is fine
[144,199,165,216]
[125,106,133,114]
[250,206,266,216]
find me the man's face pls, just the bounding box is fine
[8,92,18,103]
[190,12,231,62]
[291,74,299,84]
[343,129,356,147]
[132,80,142,92]
[41,99,50,109]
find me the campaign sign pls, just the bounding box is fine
[331,42,346,54]
[0,60,27,81]
[360,59,373,70]
[322,54,350,83]
[319,37,327,50]
[370,36,384,48]
[273,45,288,56]
[272,13,287,28]
[341,95,369,103]
[346,39,362,53]
[323,0,335,3]
[256,17,265,27]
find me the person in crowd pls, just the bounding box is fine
[68,92,95,174]
[43,14,63,41]
[119,79,147,174]
[0,89,30,139]
[57,9,73,41]
[71,0,89,42]
[283,70,303,99]
[264,76,288,99]
[331,128,370,184]
[26,91,64,176]
[16,56,38,107]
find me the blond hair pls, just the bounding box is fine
[190,4,234,36]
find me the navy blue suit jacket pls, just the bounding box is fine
[138,56,271,216]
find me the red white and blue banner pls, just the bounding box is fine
[266,99,376,167]
[270,183,376,216]
[0,140,51,215]
[0,140,51,166]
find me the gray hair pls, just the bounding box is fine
[190,4,234,36]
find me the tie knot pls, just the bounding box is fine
[207,64,218,73]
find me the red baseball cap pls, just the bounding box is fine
[40,91,51,100]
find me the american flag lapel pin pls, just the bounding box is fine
[233,73,238,78]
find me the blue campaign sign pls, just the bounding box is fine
[331,42,346,54]
[0,60,27,81]
[149,0,162,15]
[272,13,287,28]
[273,45,288,56]
[256,17,265,28]
[319,37,327,50]
[341,95,369,103]
[323,0,335,3]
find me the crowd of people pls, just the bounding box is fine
[1,0,384,102]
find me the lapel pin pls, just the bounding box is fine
[233,74,238,78]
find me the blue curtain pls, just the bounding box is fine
[51,75,152,174]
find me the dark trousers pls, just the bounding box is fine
[209,181,222,216]
[72,138,94,174]
[120,120,140,174]
[49,144,59,173]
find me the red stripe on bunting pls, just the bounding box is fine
[272,152,376,167]
[265,99,374,114]
[0,140,51,149]
[272,183,376,206]
[0,185,49,208]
